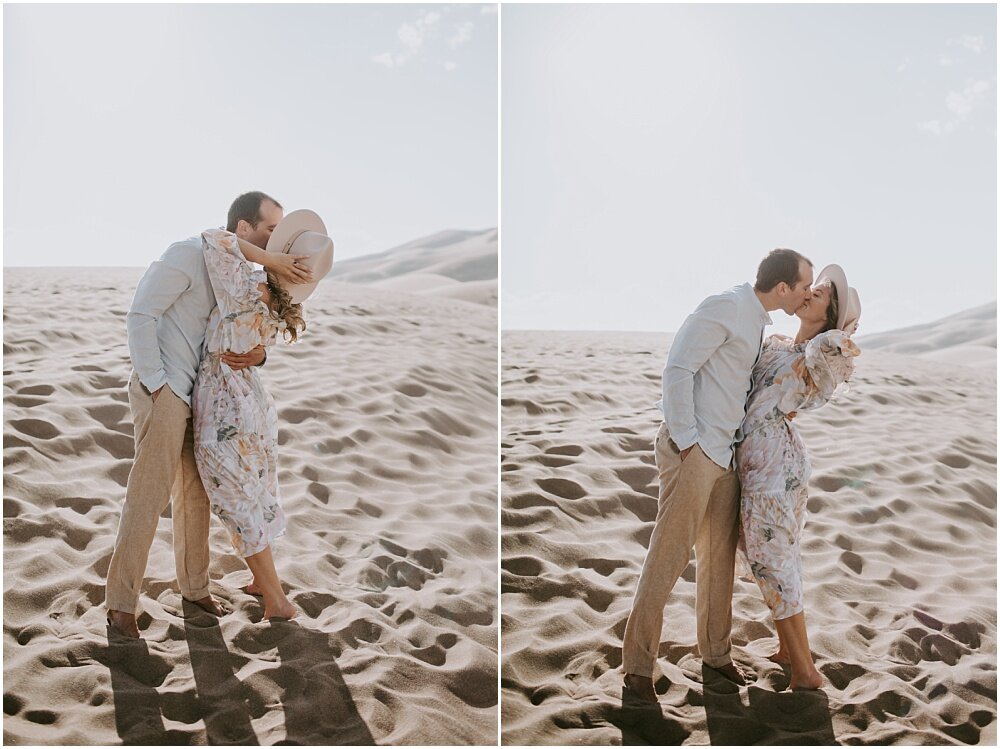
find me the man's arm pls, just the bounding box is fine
[220,345,266,370]
[126,258,192,396]
[661,296,735,455]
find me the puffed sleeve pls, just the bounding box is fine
[201,228,269,355]
[777,329,860,414]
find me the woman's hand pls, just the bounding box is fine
[236,237,314,286]
[264,253,315,286]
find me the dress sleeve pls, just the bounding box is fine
[201,229,270,355]
[201,229,267,315]
[776,329,860,414]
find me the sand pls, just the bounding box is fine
[3,267,498,745]
[500,321,997,745]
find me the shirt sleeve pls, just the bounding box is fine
[662,295,736,451]
[777,329,860,414]
[126,256,192,393]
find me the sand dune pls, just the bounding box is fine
[500,324,996,745]
[331,229,498,307]
[858,301,996,367]
[3,267,498,745]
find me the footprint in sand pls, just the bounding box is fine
[8,419,59,440]
[535,478,587,500]
[543,444,583,457]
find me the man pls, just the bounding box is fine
[105,191,313,639]
[621,249,814,702]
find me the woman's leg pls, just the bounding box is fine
[773,612,822,689]
[768,621,791,664]
[244,545,297,620]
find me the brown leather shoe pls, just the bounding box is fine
[623,673,659,704]
[184,595,224,617]
[106,610,140,639]
[704,661,752,686]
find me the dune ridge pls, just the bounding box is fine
[331,229,498,307]
[858,301,996,367]
[3,267,498,745]
[500,324,996,745]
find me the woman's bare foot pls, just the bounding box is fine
[246,581,263,596]
[768,649,791,665]
[790,668,824,690]
[263,599,297,621]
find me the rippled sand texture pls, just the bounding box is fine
[4,267,498,745]
[501,328,996,745]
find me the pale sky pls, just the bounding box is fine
[4,3,497,267]
[501,4,997,337]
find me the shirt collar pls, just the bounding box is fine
[742,282,772,326]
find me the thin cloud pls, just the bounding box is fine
[480,5,498,15]
[398,10,441,52]
[372,51,405,68]
[444,61,457,72]
[919,79,991,136]
[950,34,985,54]
[373,9,443,68]
[449,21,474,48]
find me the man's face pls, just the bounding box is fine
[783,260,814,315]
[239,199,283,249]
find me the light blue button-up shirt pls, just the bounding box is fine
[126,236,215,407]
[657,282,772,469]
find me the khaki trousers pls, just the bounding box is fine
[104,371,212,615]
[622,422,741,676]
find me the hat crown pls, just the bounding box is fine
[265,209,334,304]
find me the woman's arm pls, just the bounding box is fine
[235,237,315,286]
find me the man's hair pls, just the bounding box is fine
[226,191,282,233]
[754,248,813,293]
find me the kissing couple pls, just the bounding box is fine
[105,191,334,639]
[622,248,862,699]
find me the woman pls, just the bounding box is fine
[192,212,332,621]
[735,264,861,690]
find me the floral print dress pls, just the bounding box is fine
[192,229,288,558]
[735,330,860,620]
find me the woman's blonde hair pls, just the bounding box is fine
[265,272,306,343]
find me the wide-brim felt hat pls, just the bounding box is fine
[265,209,334,304]
[815,264,861,334]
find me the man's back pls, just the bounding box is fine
[126,236,215,407]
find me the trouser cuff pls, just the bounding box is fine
[181,584,211,601]
[701,652,733,668]
[105,592,139,616]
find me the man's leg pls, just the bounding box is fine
[694,468,741,670]
[105,375,189,619]
[171,418,214,607]
[622,424,726,679]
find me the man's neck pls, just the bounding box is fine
[753,287,780,313]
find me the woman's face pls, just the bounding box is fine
[796,282,832,325]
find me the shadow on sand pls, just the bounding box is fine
[105,601,374,745]
[701,665,837,745]
[607,666,837,745]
